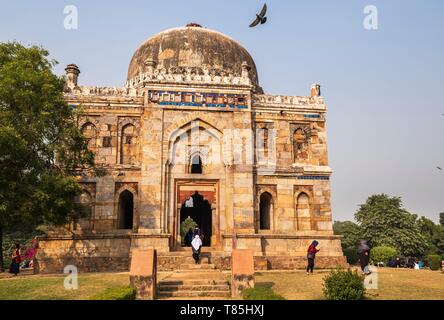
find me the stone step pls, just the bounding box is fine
[182,256,211,264]
[172,248,222,253]
[159,279,229,286]
[160,250,228,256]
[157,267,230,299]
[179,263,215,270]
[157,290,230,298]
[20,268,34,275]
[158,284,230,292]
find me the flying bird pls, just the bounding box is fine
[249,3,268,28]
[438,166,442,170]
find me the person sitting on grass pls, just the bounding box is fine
[406,257,415,269]
[388,258,395,268]
[418,260,423,269]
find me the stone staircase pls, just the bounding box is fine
[157,255,231,299]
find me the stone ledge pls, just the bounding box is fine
[222,234,342,240]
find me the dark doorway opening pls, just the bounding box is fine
[259,192,272,230]
[180,191,212,246]
[118,190,134,229]
[190,155,203,174]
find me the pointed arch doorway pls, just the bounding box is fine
[180,192,212,246]
[175,180,219,249]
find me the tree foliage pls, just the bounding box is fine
[427,255,441,271]
[370,246,398,264]
[417,217,444,256]
[333,221,362,249]
[180,217,197,238]
[0,42,95,233]
[354,194,428,256]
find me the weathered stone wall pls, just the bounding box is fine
[34,235,131,274]
[157,252,346,271]
[221,235,343,259]
[35,235,345,273]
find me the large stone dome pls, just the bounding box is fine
[127,24,259,87]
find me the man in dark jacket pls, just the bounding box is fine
[357,240,371,275]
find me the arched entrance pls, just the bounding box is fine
[180,192,212,247]
[259,192,272,230]
[118,190,134,230]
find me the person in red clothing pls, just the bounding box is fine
[9,244,21,276]
[306,240,320,275]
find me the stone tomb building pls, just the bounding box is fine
[36,24,346,273]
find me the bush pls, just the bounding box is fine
[92,286,136,300]
[370,246,398,265]
[323,268,366,300]
[343,247,359,265]
[427,255,441,271]
[243,287,285,300]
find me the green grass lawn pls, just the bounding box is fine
[0,268,443,300]
[0,273,130,300]
[255,268,444,300]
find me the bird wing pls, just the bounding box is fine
[259,3,267,18]
[249,17,261,28]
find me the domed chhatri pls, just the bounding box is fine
[126,24,259,89]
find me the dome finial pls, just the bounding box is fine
[186,23,202,28]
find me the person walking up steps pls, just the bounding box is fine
[191,235,202,264]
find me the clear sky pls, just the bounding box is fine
[1,0,443,222]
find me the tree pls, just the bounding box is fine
[333,221,362,249]
[432,227,444,256]
[0,42,95,271]
[354,194,428,257]
[417,217,439,255]
[440,212,444,226]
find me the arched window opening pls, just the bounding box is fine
[259,192,272,230]
[121,123,138,165]
[190,155,203,174]
[118,190,134,230]
[263,128,269,155]
[72,191,93,231]
[81,122,97,150]
[293,128,309,161]
[296,192,311,231]
[79,191,93,218]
